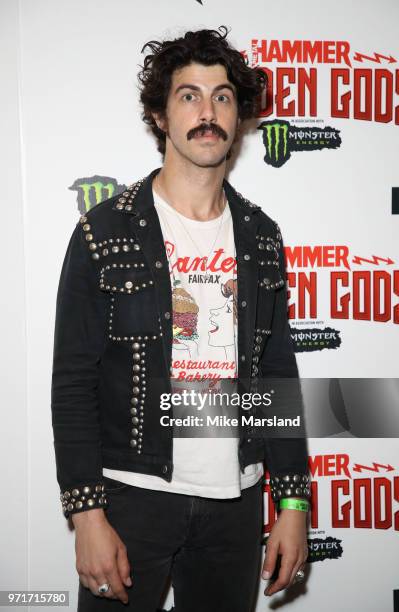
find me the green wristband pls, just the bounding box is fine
[279,498,309,512]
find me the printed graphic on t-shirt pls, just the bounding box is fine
[154,196,238,383]
[167,250,237,381]
[172,284,199,357]
[208,277,237,360]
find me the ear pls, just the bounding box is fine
[232,117,241,144]
[152,111,167,132]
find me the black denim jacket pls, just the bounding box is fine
[51,168,311,519]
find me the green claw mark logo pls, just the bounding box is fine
[259,121,289,167]
[258,120,341,168]
[69,176,127,215]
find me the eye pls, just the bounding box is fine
[182,93,197,101]
[215,94,230,102]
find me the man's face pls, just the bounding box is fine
[154,62,240,167]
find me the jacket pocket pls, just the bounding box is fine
[99,263,161,338]
[256,232,284,291]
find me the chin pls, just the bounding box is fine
[191,154,227,168]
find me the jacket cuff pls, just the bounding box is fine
[269,472,311,502]
[60,482,108,518]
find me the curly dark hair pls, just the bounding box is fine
[137,26,267,158]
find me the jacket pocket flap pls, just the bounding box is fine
[258,261,284,291]
[99,264,154,293]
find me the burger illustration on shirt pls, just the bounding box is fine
[172,285,199,354]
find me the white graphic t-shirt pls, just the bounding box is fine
[103,188,264,497]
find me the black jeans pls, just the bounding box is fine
[77,476,264,612]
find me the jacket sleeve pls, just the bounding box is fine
[51,215,108,519]
[259,220,311,505]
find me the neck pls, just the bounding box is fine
[153,155,227,222]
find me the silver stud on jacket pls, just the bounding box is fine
[129,340,146,454]
[115,178,145,212]
[269,473,311,502]
[60,483,108,518]
[251,328,272,378]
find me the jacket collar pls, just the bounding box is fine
[112,166,262,218]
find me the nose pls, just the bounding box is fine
[199,96,216,123]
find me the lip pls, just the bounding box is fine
[193,130,220,140]
[209,319,219,333]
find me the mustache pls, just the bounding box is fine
[187,122,228,141]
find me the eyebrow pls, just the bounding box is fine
[174,83,236,97]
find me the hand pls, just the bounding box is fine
[73,509,132,604]
[262,507,308,597]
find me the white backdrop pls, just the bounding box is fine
[1,0,398,610]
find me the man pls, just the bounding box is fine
[51,26,311,611]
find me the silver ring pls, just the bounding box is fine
[98,583,110,594]
[294,569,305,583]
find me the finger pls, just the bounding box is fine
[265,554,296,596]
[288,544,308,585]
[289,559,306,585]
[78,575,89,590]
[96,582,118,600]
[261,540,278,580]
[96,584,118,600]
[87,575,108,598]
[107,568,129,604]
[105,586,118,600]
[116,543,132,587]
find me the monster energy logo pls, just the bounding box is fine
[264,122,288,161]
[290,326,342,353]
[258,120,290,168]
[258,120,341,168]
[69,175,127,215]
